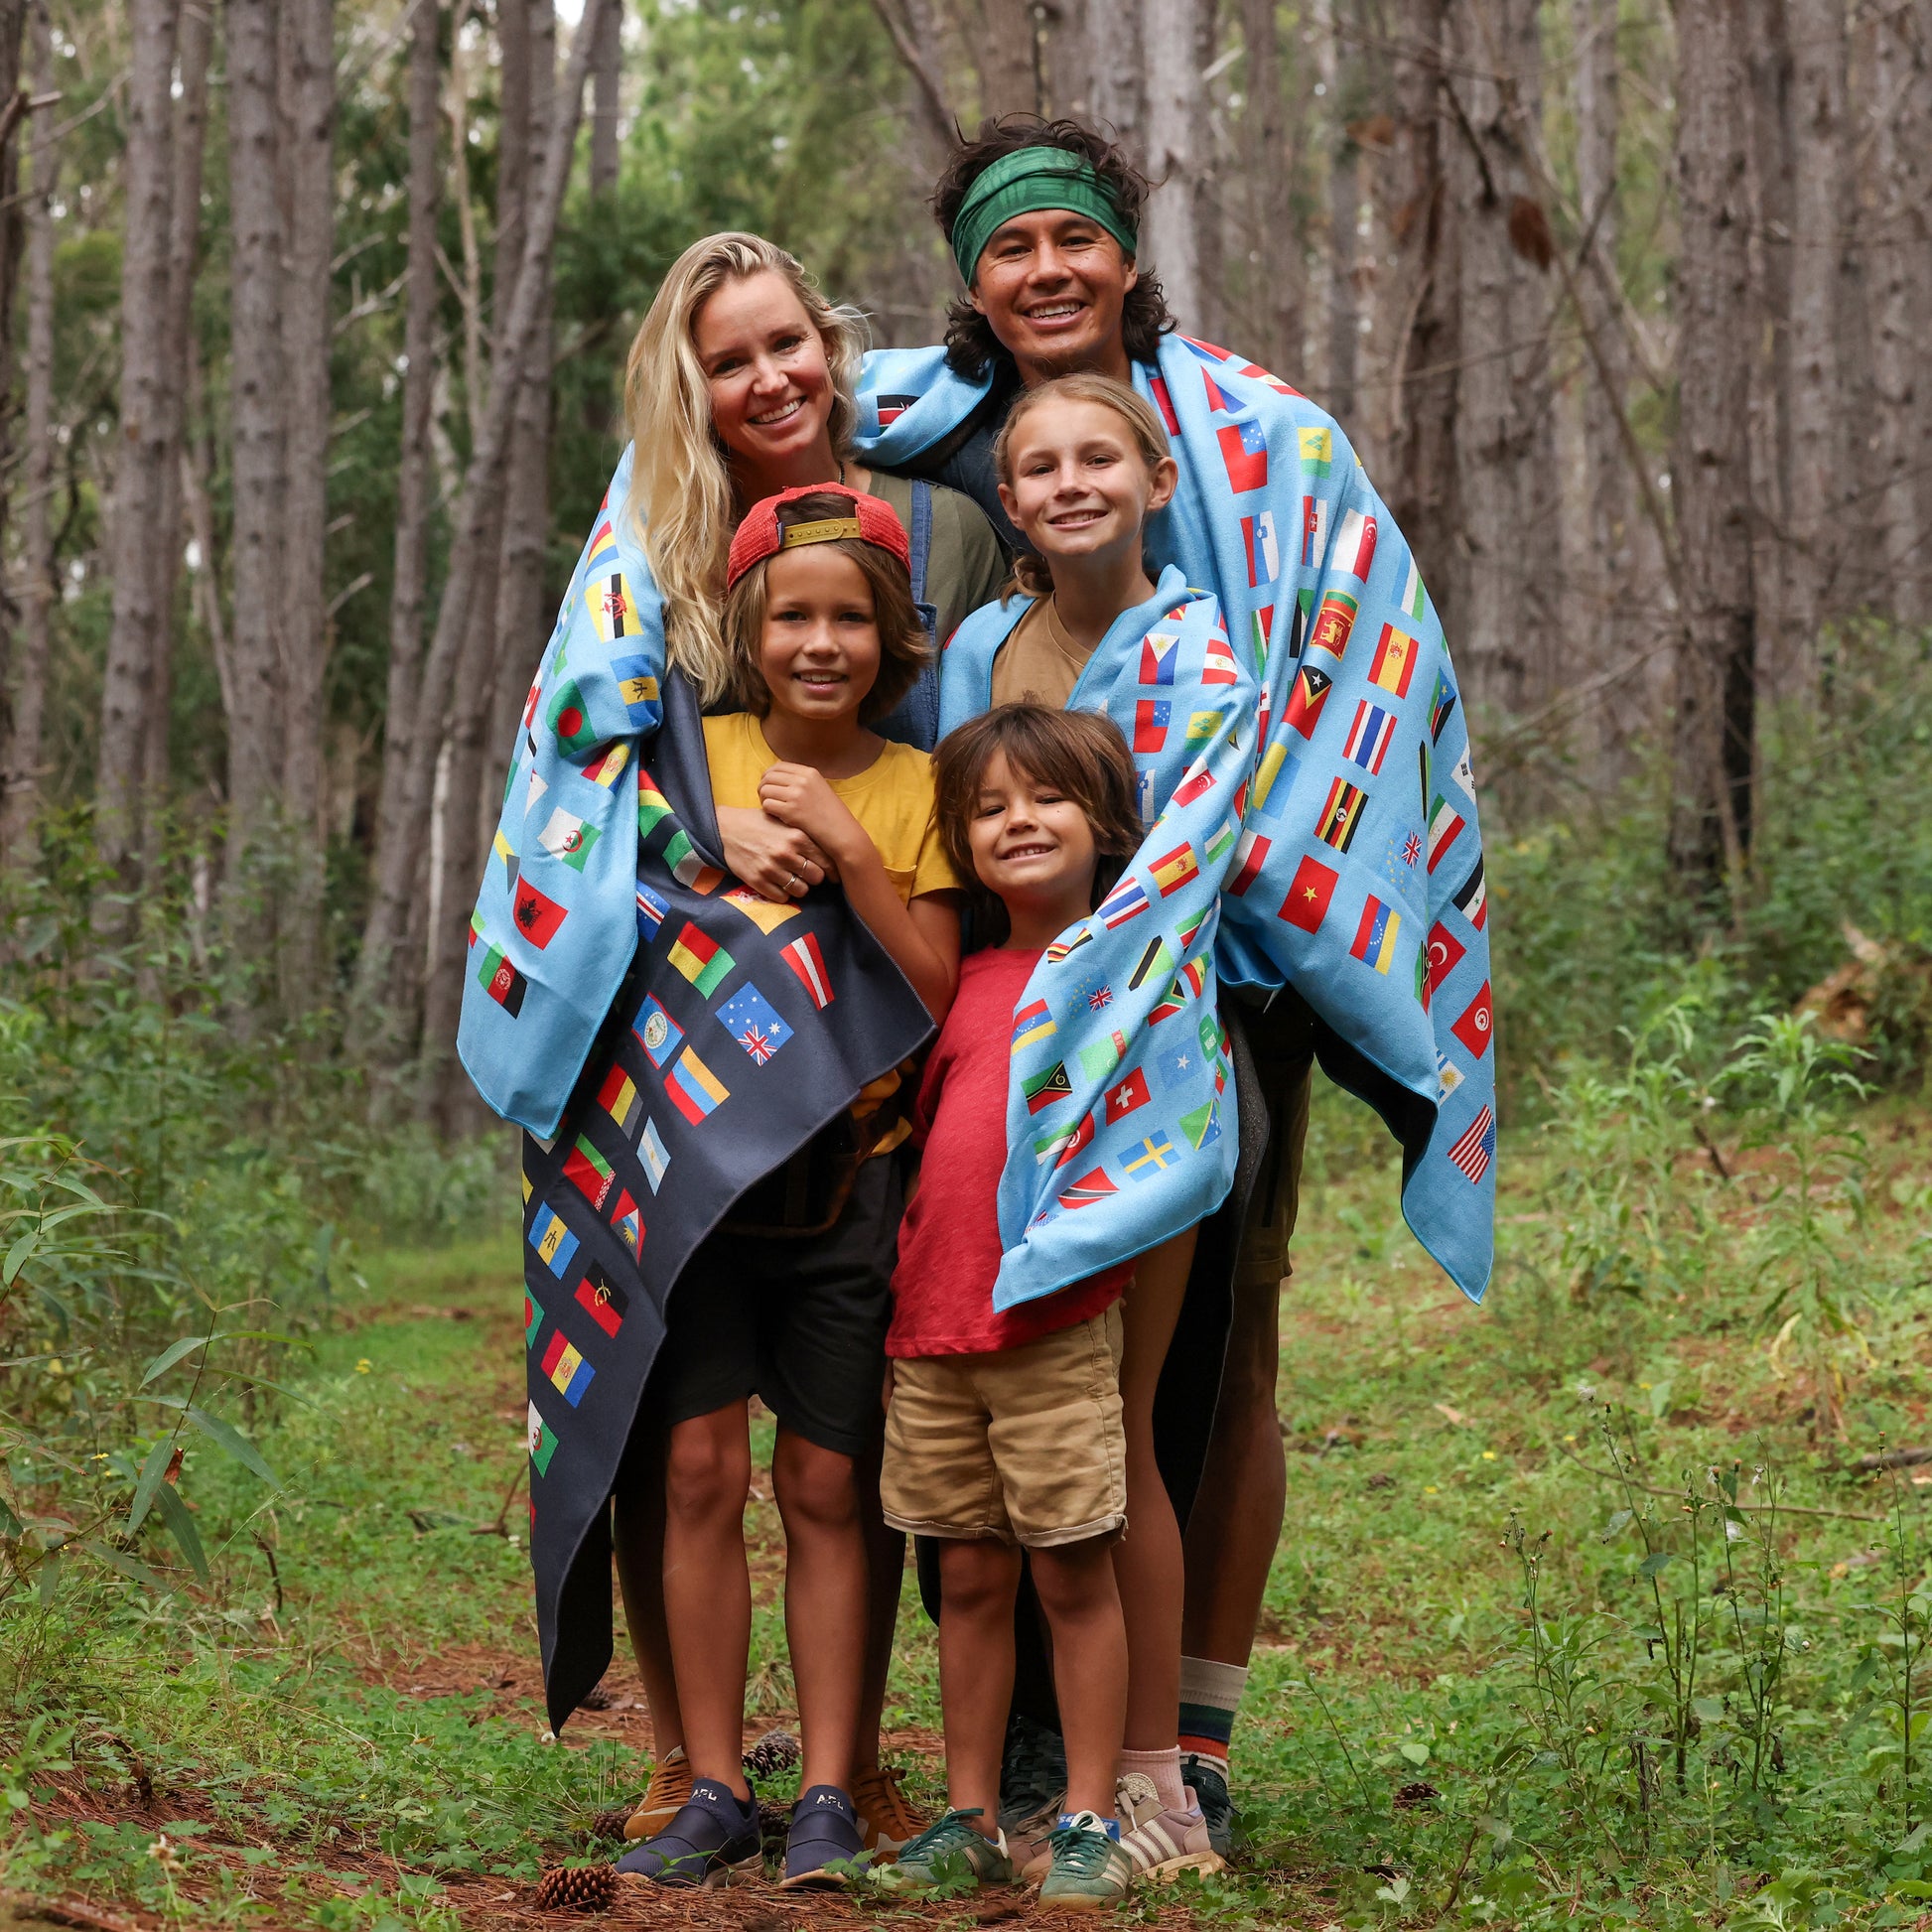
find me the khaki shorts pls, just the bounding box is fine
[881,1305,1127,1549]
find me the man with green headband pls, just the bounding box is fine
[851,112,1494,1869]
[872,115,1322,1863]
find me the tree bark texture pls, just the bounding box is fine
[1669,0,1757,908]
[144,0,213,881]
[96,0,180,904]
[1865,1,1927,624]
[589,0,619,194]
[1142,0,1212,333]
[1743,0,1794,693]
[1237,0,1303,385]
[1780,0,1846,676]
[1569,0,1636,766]
[366,0,441,1004]
[349,0,614,1052]
[972,0,1037,118]
[1383,0,1461,632]
[224,0,291,895]
[1442,0,1561,738]
[2,0,53,865]
[276,0,339,999]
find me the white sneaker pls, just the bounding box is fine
[1115,1772,1225,1880]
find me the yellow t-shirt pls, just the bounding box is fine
[701,712,957,1155]
[701,712,957,903]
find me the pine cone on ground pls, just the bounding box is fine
[758,1799,790,1857]
[742,1727,799,1781]
[536,1863,620,1913]
[589,1806,633,1842]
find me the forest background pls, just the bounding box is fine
[1,0,1931,1927]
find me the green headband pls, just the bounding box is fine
[949,146,1138,285]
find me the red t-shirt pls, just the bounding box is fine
[889,947,1132,1357]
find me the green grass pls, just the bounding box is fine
[3,1065,1930,1929]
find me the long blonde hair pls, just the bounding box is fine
[623,233,869,703]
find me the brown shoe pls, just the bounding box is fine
[623,1746,693,1842]
[851,1762,926,1862]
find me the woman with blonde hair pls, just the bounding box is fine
[621,231,1005,898]
[590,233,1002,1875]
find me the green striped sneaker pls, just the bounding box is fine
[865,1808,1014,1895]
[1037,1810,1132,1911]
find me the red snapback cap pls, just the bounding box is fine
[725,482,911,591]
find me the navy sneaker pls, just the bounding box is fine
[997,1712,1066,1834]
[615,1778,762,1888]
[1180,1753,1237,1860]
[779,1782,866,1888]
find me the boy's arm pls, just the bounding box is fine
[758,763,960,1020]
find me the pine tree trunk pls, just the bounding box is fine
[365,0,441,1051]
[1570,0,1635,770]
[1142,0,1209,331]
[1,0,53,867]
[1866,1,1927,624]
[277,0,338,1002]
[224,0,290,904]
[1781,0,1845,681]
[974,0,1036,117]
[590,0,620,195]
[1075,0,1145,141]
[143,0,213,885]
[1443,0,1560,741]
[425,0,557,1125]
[1384,0,1460,624]
[96,0,180,912]
[348,0,614,1054]
[1743,0,1794,695]
[1669,0,1757,910]
[1238,0,1302,384]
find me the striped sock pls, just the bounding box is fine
[1177,1656,1248,1773]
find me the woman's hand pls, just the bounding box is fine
[758,761,865,867]
[713,803,833,902]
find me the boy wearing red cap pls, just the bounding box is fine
[619,486,961,1892]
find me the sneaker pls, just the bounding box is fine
[1180,1753,1237,1860]
[1116,1771,1225,1880]
[997,1713,1067,1835]
[622,1744,693,1842]
[615,1779,761,1888]
[852,1762,925,1861]
[866,1808,1015,1895]
[1037,1810,1133,1911]
[778,1783,866,1888]
[1010,1790,1066,1883]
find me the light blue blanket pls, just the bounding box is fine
[858,337,1497,1302]
[460,337,1496,1304]
[939,568,1256,1310]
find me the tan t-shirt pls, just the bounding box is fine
[990,597,1096,710]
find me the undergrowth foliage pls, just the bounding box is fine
[0,833,510,1674]
[0,630,1926,1926]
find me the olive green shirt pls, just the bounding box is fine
[866,469,1010,653]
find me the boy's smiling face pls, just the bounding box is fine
[967,749,1099,935]
[756,546,881,725]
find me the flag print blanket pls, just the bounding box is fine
[510,670,933,1727]
[937,567,1258,1311]
[857,335,1497,1302]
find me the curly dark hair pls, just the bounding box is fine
[930,115,1176,381]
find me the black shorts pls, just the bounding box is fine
[1230,990,1318,1297]
[649,1151,901,1458]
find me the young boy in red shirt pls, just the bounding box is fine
[872,704,1145,1911]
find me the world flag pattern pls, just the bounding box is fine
[860,332,1495,1305]
[939,579,1254,1313]
[493,632,932,1731]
